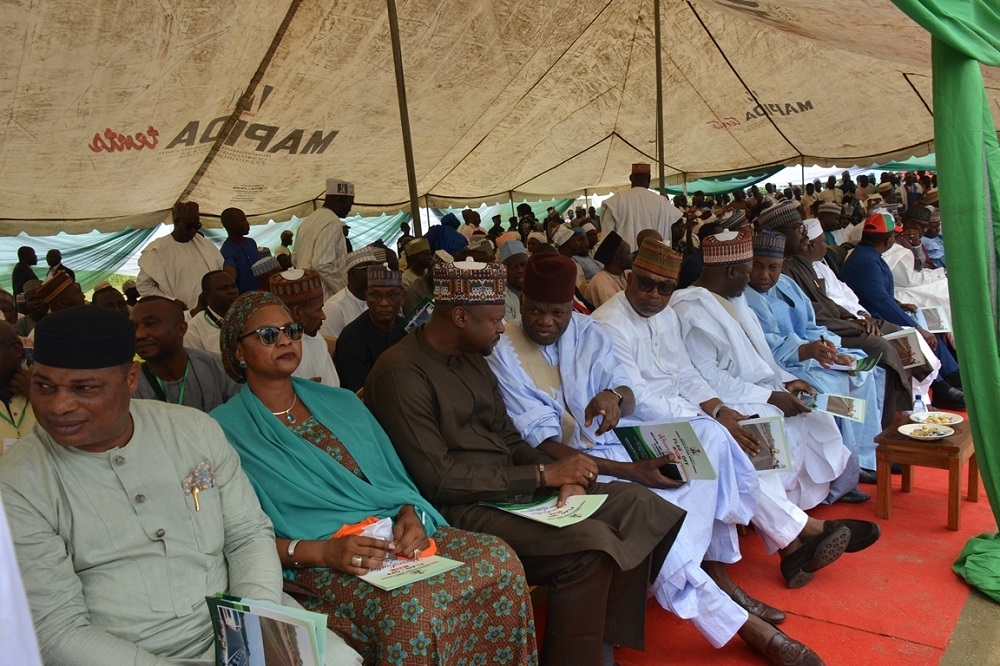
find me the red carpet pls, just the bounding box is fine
[535,463,996,665]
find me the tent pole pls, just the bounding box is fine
[509,191,516,222]
[386,0,422,236]
[800,157,805,188]
[654,0,666,196]
[682,174,688,198]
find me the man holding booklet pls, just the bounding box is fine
[593,238,880,584]
[744,229,883,492]
[489,252,829,666]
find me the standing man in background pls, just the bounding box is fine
[220,208,261,293]
[294,179,354,300]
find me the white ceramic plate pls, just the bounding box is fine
[898,423,955,441]
[909,411,964,425]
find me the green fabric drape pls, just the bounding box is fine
[660,165,785,196]
[0,226,160,293]
[891,0,1000,595]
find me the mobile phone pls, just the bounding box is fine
[21,347,33,368]
[659,462,687,482]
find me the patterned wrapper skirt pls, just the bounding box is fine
[283,526,539,666]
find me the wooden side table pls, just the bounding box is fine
[874,415,979,531]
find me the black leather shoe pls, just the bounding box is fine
[933,385,966,409]
[827,519,881,553]
[836,489,871,504]
[764,631,825,665]
[945,370,963,390]
[780,524,850,588]
[730,586,786,624]
[858,468,878,484]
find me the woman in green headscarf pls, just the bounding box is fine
[211,291,537,666]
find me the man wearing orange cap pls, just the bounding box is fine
[136,202,224,309]
[599,163,683,247]
[840,212,963,407]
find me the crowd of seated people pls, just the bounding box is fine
[0,168,959,666]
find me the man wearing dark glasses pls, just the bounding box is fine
[136,201,224,310]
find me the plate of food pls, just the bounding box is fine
[909,411,964,425]
[898,423,955,441]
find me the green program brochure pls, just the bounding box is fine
[359,555,464,591]
[483,494,608,528]
[614,421,717,480]
[830,353,882,372]
[207,594,326,665]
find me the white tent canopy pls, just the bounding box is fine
[3,0,998,234]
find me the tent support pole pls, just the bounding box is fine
[654,0,666,196]
[386,0,422,235]
[682,174,688,198]
[509,191,516,222]
[800,157,805,188]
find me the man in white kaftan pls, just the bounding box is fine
[292,179,355,300]
[881,228,951,320]
[668,230,851,511]
[591,239,878,587]
[600,163,683,247]
[137,202,223,309]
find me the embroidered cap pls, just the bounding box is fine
[433,260,507,305]
[499,240,527,263]
[702,228,753,266]
[405,238,431,256]
[35,271,74,305]
[633,238,682,280]
[269,269,323,306]
[817,202,842,217]
[252,256,281,277]
[756,200,802,231]
[367,264,403,289]
[753,231,786,259]
[345,246,386,272]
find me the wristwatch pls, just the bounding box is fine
[604,387,624,406]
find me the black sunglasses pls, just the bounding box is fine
[635,275,676,296]
[239,323,305,346]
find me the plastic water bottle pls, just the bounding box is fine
[913,394,928,413]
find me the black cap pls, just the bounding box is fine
[34,305,135,369]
